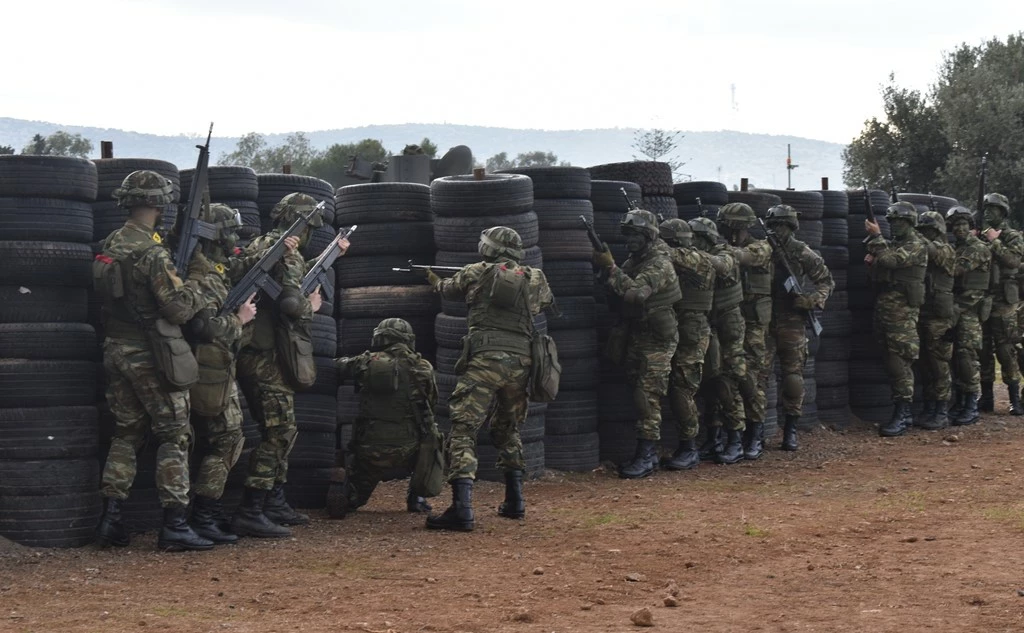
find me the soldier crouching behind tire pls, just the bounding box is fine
[421,227,553,531]
[328,318,441,518]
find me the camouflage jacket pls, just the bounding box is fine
[986,222,1024,303]
[772,236,833,310]
[954,234,992,307]
[607,242,681,312]
[194,259,243,347]
[663,243,718,313]
[239,229,313,342]
[336,342,438,432]
[729,237,774,302]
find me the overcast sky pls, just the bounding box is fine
[3,0,1019,144]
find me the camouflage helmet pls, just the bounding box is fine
[270,192,324,228]
[659,218,692,245]
[717,202,757,228]
[371,317,415,348]
[620,209,660,240]
[946,205,975,228]
[688,217,720,241]
[765,204,800,230]
[478,226,524,261]
[917,210,946,235]
[112,170,175,209]
[885,201,918,226]
[983,192,1010,213]
[204,203,243,234]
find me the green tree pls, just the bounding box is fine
[485,152,513,171]
[219,132,321,174]
[306,139,389,187]
[485,150,567,171]
[0,145,14,155]
[419,137,438,158]
[21,131,93,158]
[219,132,267,167]
[632,128,685,174]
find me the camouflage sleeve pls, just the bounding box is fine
[335,353,369,381]
[528,268,555,314]
[871,237,926,269]
[730,241,772,268]
[799,245,834,307]
[955,241,991,275]
[935,243,957,276]
[606,257,672,298]
[991,231,1024,269]
[142,247,205,325]
[435,263,479,301]
[411,358,438,413]
[708,251,734,278]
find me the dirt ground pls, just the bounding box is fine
[4,398,1024,633]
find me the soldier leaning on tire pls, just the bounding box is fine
[765,205,833,450]
[231,193,328,539]
[947,206,991,426]
[93,169,217,552]
[328,318,440,519]
[718,203,775,459]
[593,209,681,479]
[977,193,1024,416]
[914,211,957,430]
[865,202,928,437]
[422,226,553,531]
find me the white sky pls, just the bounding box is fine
[2,0,1019,144]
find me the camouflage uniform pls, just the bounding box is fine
[980,219,1024,386]
[707,241,747,433]
[948,207,991,425]
[916,215,957,407]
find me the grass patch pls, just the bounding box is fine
[582,513,623,528]
[876,490,927,512]
[981,505,1024,530]
[743,523,770,537]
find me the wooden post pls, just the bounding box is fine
[100,141,113,159]
[473,167,486,180]
[821,177,829,190]
[740,178,748,192]
[282,164,292,175]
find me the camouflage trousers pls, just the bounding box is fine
[344,442,418,509]
[668,311,710,440]
[981,301,1021,384]
[100,339,192,508]
[740,316,770,426]
[705,306,746,431]
[767,309,809,415]
[953,305,983,394]
[191,382,245,500]
[447,350,530,481]
[237,345,297,491]
[624,320,678,441]
[918,312,954,402]
[873,291,920,403]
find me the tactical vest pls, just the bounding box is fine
[959,269,991,291]
[357,349,420,447]
[925,253,955,318]
[713,268,743,313]
[877,252,927,307]
[990,229,1021,304]
[92,226,164,340]
[675,251,715,313]
[646,277,683,310]
[738,240,773,299]
[467,262,534,355]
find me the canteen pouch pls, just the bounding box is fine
[149,317,199,389]
[275,319,316,390]
[191,342,233,416]
[490,264,527,309]
[411,422,444,498]
[1004,279,1020,304]
[366,355,399,394]
[529,333,561,403]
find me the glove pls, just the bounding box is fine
[187,251,214,280]
[593,247,615,271]
[793,294,816,311]
[418,266,441,287]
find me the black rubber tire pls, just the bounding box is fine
[257,173,334,206]
[641,195,678,220]
[897,193,959,215]
[550,328,598,359]
[94,158,181,204]
[813,190,850,219]
[0,241,93,287]
[821,218,849,246]
[816,335,851,360]
[533,198,594,230]
[588,162,673,196]
[496,167,592,199]
[815,360,849,387]
[753,189,824,220]
[293,393,339,434]
[435,246,542,269]
[848,360,889,385]
[726,191,782,218]
[0,156,98,201]
[0,323,97,360]
[338,316,435,357]
[343,222,434,257]
[0,406,99,460]
[545,390,598,434]
[309,355,339,396]
[476,440,545,481]
[338,285,438,319]
[435,346,461,374]
[335,183,431,224]
[430,174,533,218]
[0,491,101,548]
[300,225,337,260]
[826,290,848,311]
[817,405,851,428]
[794,221,823,249]
[547,295,597,330]
[0,285,87,323]
[558,356,600,390]
[543,260,595,296]
[282,466,332,509]
[816,385,850,410]
[433,212,539,251]
[542,432,599,472]
[434,314,468,349]
[819,245,849,270]
[831,269,847,291]
[672,181,729,206]
[675,204,720,221]
[289,430,337,468]
[538,229,592,261]
[180,166,259,202]
[334,255,434,288]
[0,198,94,242]
[310,314,337,357]
[590,180,642,212]
[0,360,97,407]
[592,210,629,243]
[0,458,99,496]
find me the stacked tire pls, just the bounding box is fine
[91,158,181,242]
[673,181,728,221]
[500,167,599,472]
[896,193,959,217]
[591,180,642,264]
[430,174,544,481]
[813,190,852,429]
[589,161,678,226]
[0,155,101,547]
[257,173,337,256]
[181,166,261,244]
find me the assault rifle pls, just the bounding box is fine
[218,203,323,316]
[172,123,217,275]
[888,173,899,203]
[392,261,462,274]
[620,187,640,211]
[928,192,938,214]
[300,225,357,304]
[758,217,823,337]
[860,182,878,245]
[977,154,988,227]
[580,215,606,252]
[696,196,706,217]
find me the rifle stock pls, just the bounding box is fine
[758,217,823,337]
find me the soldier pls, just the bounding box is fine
[689,218,747,464]
[594,209,681,478]
[659,219,721,470]
[185,203,259,543]
[915,211,956,430]
[423,227,553,531]
[232,193,327,538]
[93,170,214,551]
[978,192,1024,415]
[765,205,833,450]
[718,203,775,459]
[329,318,439,518]
[947,206,992,426]
[865,201,927,437]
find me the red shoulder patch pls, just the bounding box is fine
[94,254,113,264]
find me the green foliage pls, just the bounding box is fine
[484,150,567,171]
[307,139,388,186]
[219,132,319,173]
[21,131,93,158]
[632,128,686,175]
[0,145,14,155]
[419,137,438,158]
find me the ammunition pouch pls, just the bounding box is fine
[713,280,744,312]
[411,421,444,498]
[275,318,316,390]
[604,323,629,366]
[959,268,990,292]
[490,264,528,309]
[191,341,234,416]
[979,295,993,323]
[147,318,199,389]
[365,355,400,394]
[1002,279,1020,304]
[741,296,773,326]
[529,333,561,403]
[248,311,276,350]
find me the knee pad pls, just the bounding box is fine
[782,373,803,402]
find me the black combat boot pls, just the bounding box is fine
[698,427,723,461]
[263,484,310,526]
[231,487,292,538]
[918,400,949,431]
[1009,382,1024,416]
[918,400,937,427]
[743,422,764,460]
[663,438,700,471]
[407,482,432,514]
[497,470,525,519]
[880,402,911,437]
[948,389,964,420]
[426,478,475,532]
[158,505,215,552]
[715,429,745,465]
[952,393,980,426]
[979,382,994,412]
[95,496,130,548]
[189,495,238,545]
[619,439,659,479]
[781,415,799,451]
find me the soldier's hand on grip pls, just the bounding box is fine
[593,247,615,271]
[284,236,301,252]
[864,219,881,237]
[308,286,323,313]
[792,294,816,311]
[236,293,258,325]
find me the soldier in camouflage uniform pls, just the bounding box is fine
[765,205,833,450]
[947,206,992,426]
[93,170,214,552]
[915,211,957,430]
[718,203,775,459]
[232,193,326,538]
[329,318,439,518]
[978,193,1024,416]
[659,219,725,470]
[865,202,928,437]
[424,227,553,531]
[594,209,681,479]
[185,203,259,543]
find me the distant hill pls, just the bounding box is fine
[0,118,846,191]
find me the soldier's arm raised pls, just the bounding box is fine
[147,248,206,325]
